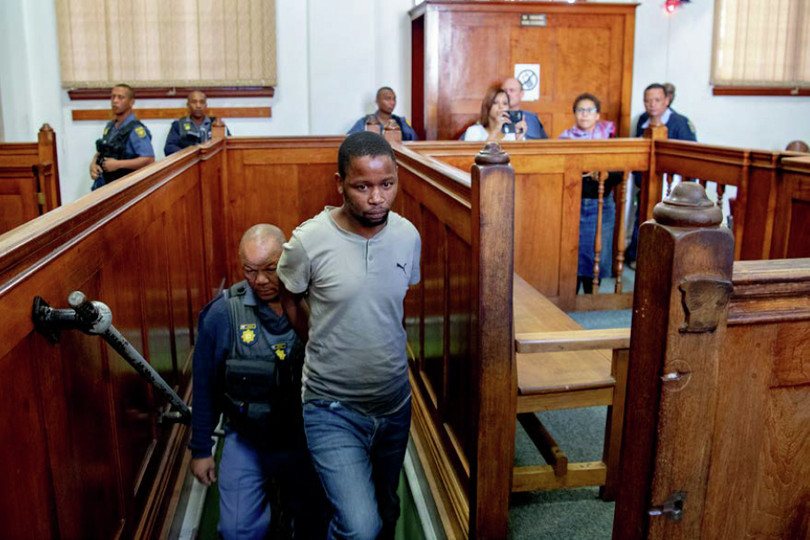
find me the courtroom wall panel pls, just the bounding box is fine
[223,137,344,285]
[0,144,224,539]
[410,1,637,140]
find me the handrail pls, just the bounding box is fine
[516,328,631,354]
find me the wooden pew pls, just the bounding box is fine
[613,182,810,539]
[0,124,61,235]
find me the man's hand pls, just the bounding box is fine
[515,119,528,140]
[191,456,217,486]
[101,158,121,172]
[90,162,103,179]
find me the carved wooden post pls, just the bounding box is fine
[639,124,668,224]
[37,123,61,209]
[470,142,516,539]
[613,182,734,539]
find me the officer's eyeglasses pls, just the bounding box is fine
[575,107,598,114]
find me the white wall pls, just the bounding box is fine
[631,0,809,149]
[0,0,807,204]
[0,0,416,204]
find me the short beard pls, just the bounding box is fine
[356,211,389,228]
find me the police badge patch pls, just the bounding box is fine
[272,343,287,360]
[240,323,257,345]
[135,126,147,138]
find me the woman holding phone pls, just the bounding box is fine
[461,86,527,141]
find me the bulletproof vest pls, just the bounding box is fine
[222,281,303,448]
[95,120,146,183]
[177,116,214,148]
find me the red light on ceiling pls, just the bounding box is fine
[664,0,690,13]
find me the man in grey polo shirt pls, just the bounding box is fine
[277,131,421,540]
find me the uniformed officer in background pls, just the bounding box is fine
[164,90,224,155]
[90,84,155,190]
[189,224,326,540]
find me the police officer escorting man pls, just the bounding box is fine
[164,90,223,156]
[189,224,326,540]
[90,83,155,190]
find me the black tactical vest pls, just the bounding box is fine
[178,116,215,148]
[95,119,148,183]
[222,281,303,448]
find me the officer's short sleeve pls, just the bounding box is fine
[277,234,311,294]
[129,126,155,157]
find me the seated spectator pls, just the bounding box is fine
[635,83,696,140]
[164,91,224,156]
[461,86,527,142]
[559,93,622,293]
[347,87,418,141]
[502,77,548,139]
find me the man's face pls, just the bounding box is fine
[187,92,207,121]
[241,240,283,302]
[338,155,398,229]
[502,78,523,110]
[376,89,396,115]
[110,86,134,117]
[644,88,668,119]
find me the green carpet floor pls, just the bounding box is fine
[508,307,632,540]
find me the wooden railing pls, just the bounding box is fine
[409,139,650,311]
[0,124,61,235]
[1,133,807,539]
[0,138,225,539]
[643,133,810,261]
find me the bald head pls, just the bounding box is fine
[187,90,208,122]
[239,224,285,257]
[786,140,809,153]
[502,77,523,110]
[239,224,286,302]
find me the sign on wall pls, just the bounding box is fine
[514,64,540,102]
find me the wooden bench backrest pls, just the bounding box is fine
[0,124,60,235]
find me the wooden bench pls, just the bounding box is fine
[512,273,630,497]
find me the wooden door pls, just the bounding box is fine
[411,1,637,140]
[613,181,810,539]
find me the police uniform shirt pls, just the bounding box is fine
[164,116,218,156]
[101,113,155,159]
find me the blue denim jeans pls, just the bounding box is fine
[218,430,327,540]
[303,399,411,540]
[578,196,616,279]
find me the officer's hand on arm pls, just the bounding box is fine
[90,153,103,179]
[191,456,217,486]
